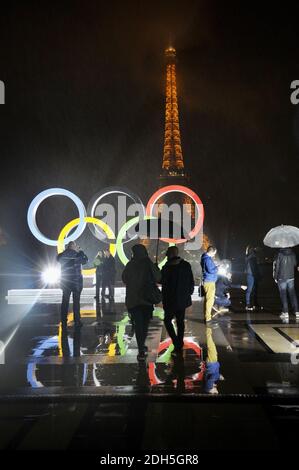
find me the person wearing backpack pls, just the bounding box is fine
[122,244,161,362]
[161,246,195,356]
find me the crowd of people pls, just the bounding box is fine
[56,241,299,360]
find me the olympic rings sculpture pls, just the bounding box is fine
[27,185,204,272]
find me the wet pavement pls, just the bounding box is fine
[1,295,299,451]
[1,297,299,400]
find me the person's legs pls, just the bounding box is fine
[140,308,152,348]
[203,282,216,321]
[164,310,179,348]
[278,280,288,313]
[130,310,147,354]
[101,280,107,299]
[174,309,185,349]
[286,279,299,313]
[61,287,71,325]
[108,279,115,300]
[95,274,101,301]
[215,296,231,307]
[246,275,254,306]
[253,279,259,308]
[73,288,82,325]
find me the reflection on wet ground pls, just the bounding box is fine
[1,298,299,399]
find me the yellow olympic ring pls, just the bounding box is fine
[57,217,116,276]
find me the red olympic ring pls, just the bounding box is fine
[148,337,205,386]
[145,185,205,244]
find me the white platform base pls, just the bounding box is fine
[6,287,201,305]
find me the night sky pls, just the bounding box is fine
[1,0,299,284]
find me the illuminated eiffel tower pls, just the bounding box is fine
[159,45,193,213]
[160,45,188,183]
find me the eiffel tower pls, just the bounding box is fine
[158,45,193,216]
[160,45,188,185]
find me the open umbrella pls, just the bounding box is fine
[136,218,190,260]
[263,225,299,248]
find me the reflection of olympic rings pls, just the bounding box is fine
[27,188,86,246]
[57,217,116,276]
[148,338,204,386]
[27,335,87,388]
[87,186,145,244]
[27,185,204,266]
[146,185,204,244]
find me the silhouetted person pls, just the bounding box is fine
[57,241,88,328]
[245,245,261,311]
[201,246,218,324]
[101,249,116,301]
[93,250,104,302]
[122,244,161,361]
[161,246,194,355]
[273,247,299,320]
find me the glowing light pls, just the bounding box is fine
[42,266,61,285]
[218,266,228,277]
[146,185,204,244]
[218,259,232,278]
[27,188,86,246]
[57,216,116,276]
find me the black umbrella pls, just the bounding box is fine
[135,218,190,261]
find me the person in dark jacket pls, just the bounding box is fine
[57,241,88,328]
[93,250,104,302]
[101,249,116,301]
[161,246,194,355]
[273,247,299,320]
[122,244,161,361]
[245,246,261,311]
[201,246,218,323]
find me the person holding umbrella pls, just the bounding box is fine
[122,244,161,362]
[273,248,299,320]
[161,246,195,355]
[264,225,299,320]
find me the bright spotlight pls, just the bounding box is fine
[42,266,61,285]
[218,266,229,277]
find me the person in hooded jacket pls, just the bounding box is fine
[122,244,161,361]
[273,247,299,320]
[57,241,88,328]
[161,246,194,355]
[245,246,261,311]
